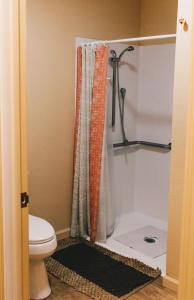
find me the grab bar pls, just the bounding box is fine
[113,140,171,150]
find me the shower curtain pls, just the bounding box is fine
[71,45,114,243]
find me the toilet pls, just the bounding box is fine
[29,215,57,300]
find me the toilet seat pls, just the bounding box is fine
[29,215,55,245]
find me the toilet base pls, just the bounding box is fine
[30,259,51,299]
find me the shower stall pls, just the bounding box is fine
[75,36,176,274]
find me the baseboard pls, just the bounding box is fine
[163,274,179,292]
[56,227,70,240]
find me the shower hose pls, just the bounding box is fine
[116,62,128,144]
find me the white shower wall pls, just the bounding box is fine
[110,43,175,223]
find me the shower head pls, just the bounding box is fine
[119,45,134,60]
[110,49,117,58]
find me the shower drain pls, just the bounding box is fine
[143,236,158,244]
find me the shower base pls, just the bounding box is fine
[97,212,167,275]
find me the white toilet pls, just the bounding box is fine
[29,215,57,300]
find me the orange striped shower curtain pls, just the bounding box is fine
[71,45,114,242]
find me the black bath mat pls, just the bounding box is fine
[46,239,161,300]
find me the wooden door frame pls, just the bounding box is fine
[0,137,4,300]
[1,0,194,299]
[16,0,194,298]
[177,2,194,299]
[0,0,22,298]
[0,0,29,299]
[19,0,29,299]
[163,0,194,295]
[178,57,194,298]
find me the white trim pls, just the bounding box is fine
[81,34,177,46]
[56,228,70,241]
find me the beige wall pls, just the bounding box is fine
[27,0,141,232]
[27,0,178,234]
[140,0,178,36]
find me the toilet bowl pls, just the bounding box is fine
[29,215,57,300]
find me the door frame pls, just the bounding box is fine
[163,0,194,294]
[177,2,194,299]
[1,0,194,299]
[0,0,29,299]
[0,139,4,300]
[19,0,30,298]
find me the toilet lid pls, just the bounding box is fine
[29,215,56,244]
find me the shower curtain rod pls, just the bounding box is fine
[82,34,176,46]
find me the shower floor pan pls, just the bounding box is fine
[115,225,167,259]
[97,212,167,275]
